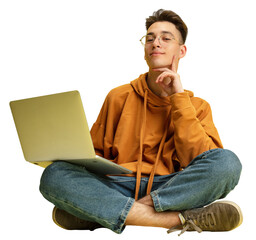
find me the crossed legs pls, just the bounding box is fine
[40,149,242,233]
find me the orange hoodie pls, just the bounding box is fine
[90,73,223,200]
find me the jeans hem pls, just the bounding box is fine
[150,191,162,212]
[114,197,135,234]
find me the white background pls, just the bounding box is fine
[1,0,255,239]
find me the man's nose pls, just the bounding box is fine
[152,36,161,47]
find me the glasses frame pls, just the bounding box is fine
[139,33,182,46]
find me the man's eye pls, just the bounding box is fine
[146,38,154,42]
[162,37,171,41]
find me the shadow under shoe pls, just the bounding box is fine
[52,207,103,231]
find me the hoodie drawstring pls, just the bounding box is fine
[135,90,148,200]
[135,89,169,200]
[146,125,168,195]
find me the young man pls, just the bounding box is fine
[40,9,243,236]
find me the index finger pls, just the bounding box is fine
[170,55,177,73]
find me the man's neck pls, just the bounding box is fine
[147,70,163,97]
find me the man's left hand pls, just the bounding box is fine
[153,56,184,97]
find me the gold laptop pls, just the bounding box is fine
[10,91,132,175]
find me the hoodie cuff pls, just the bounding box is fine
[170,92,193,111]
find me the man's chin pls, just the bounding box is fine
[151,64,171,69]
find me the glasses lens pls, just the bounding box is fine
[140,35,155,45]
[160,33,173,44]
[145,35,154,44]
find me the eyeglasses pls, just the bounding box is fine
[140,33,181,46]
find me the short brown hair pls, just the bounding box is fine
[146,9,188,44]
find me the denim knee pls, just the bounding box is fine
[39,161,72,195]
[209,149,242,192]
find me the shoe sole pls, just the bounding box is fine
[52,207,69,230]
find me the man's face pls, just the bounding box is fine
[144,21,186,70]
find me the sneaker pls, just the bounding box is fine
[167,201,243,236]
[52,207,103,231]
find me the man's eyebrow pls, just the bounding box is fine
[147,31,175,37]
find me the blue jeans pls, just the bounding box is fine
[39,149,242,234]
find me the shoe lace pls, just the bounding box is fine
[167,220,202,236]
[196,212,217,228]
[167,212,216,236]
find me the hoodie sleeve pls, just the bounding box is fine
[90,87,127,160]
[90,98,108,158]
[170,92,223,167]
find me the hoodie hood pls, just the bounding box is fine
[131,73,194,107]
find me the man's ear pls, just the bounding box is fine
[179,44,187,59]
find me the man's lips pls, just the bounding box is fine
[150,52,164,56]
